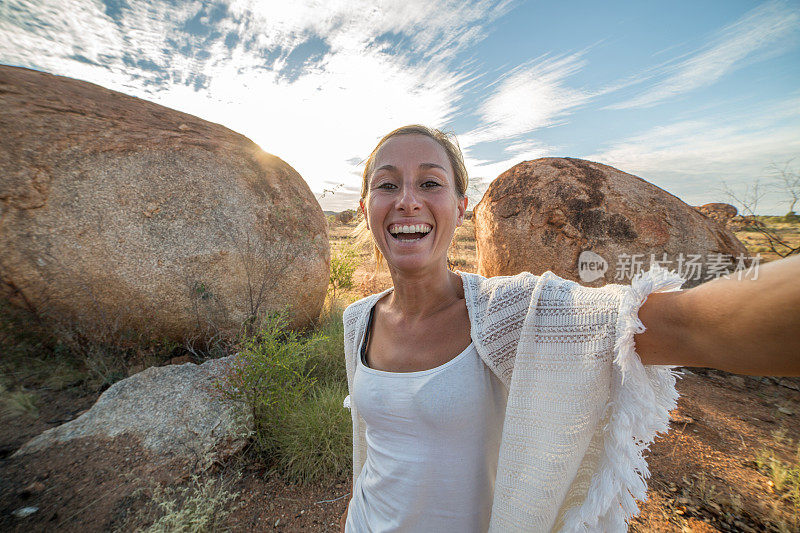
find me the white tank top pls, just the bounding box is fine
[345,306,508,532]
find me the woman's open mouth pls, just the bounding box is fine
[387,223,433,242]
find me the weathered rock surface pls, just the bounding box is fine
[695,203,738,227]
[728,214,765,232]
[13,356,251,469]
[474,158,749,288]
[0,65,329,344]
[336,209,355,224]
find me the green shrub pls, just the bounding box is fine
[212,310,320,457]
[274,381,352,485]
[305,302,347,386]
[211,306,355,485]
[329,245,360,300]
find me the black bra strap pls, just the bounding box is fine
[361,305,375,368]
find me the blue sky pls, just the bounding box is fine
[1,0,798,213]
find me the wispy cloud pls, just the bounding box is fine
[589,96,800,172]
[460,52,592,146]
[586,95,800,211]
[607,0,800,110]
[230,0,519,60]
[464,139,556,192]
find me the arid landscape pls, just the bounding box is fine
[3,1,800,530]
[1,213,799,532]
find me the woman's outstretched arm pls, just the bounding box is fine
[634,254,800,376]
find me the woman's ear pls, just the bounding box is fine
[456,195,468,226]
[359,199,368,230]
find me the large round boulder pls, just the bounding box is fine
[336,209,355,224]
[695,203,738,227]
[0,66,329,344]
[474,158,749,288]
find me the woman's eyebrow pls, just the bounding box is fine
[374,163,447,172]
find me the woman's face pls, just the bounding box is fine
[360,134,467,274]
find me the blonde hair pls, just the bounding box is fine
[352,124,469,271]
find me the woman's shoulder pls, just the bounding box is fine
[342,295,372,323]
[343,288,393,325]
[464,270,540,289]
[462,270,542,306]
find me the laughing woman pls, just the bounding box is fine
[338,125,800,533]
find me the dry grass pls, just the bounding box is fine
[0,385,39,419]
[733,217,800,261]
[118,472,242,533]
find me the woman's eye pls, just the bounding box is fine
[377,183,396,189]
[422,181,441,188]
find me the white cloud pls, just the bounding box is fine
[0,0,202,80]
[460,52,592,146]
[587,96,800,213]
[5,0,797,215]
[188,49,475,211]
[608,0,800,110]
[465,140,555,186]
[589,97,800,173]
[454,52,588,195]
[503,139,549,156]
[228,0,518,60]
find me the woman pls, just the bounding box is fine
[339,125,800,532]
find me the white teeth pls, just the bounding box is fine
[389,224,432,235]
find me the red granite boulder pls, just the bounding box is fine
[695,203,738,227]
[474,158,750,288]
[0,66,329,345]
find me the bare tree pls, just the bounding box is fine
[316,183,344,201]
[768,159,800,216]
[466,175,490,209]
[720,166,800,258]
[177,197,328,359]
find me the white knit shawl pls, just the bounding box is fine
[343,265,686,532]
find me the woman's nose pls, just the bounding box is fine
[396,185,421,211]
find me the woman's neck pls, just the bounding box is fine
[384,264,464,321]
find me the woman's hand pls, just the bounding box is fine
[634,254,800,376]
